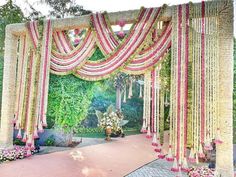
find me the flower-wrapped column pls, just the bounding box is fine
[0,25,18,148]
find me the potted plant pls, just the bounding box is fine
[96,105,126,141]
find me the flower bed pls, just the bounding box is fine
[188,166,215,177]
[0,146,37,163]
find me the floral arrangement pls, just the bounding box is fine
[96,105,124,132]
[188,166,216,177]
[0,146,28,163]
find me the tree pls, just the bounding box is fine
[27,3,45,20]
[44,0,91,18]
[113,73,129,110]
[0,0,25,52]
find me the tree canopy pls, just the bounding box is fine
[0,0,25,52]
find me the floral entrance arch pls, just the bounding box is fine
[0,1,234,176]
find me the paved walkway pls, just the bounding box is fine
[1,134,157,177]
[126,159,188,177]
[37,137,107,155]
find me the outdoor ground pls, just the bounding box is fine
[0,134,159,177]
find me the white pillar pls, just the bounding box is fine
[0,25,18,148]
[216,1,234,176]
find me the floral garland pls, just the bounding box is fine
[50,33,96,73]
[48,6,170,80]
[91,12,120,55]
[76,7,162,81]
[52,31,73,53]
[123,23,171,75]
[140,71,149,133]
[14,35,27,129]
[145,71,152,138]
[189,1,221,165]
[170,3,190,171]
[14,19,53,152]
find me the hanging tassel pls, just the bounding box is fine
[22,132,27,142]
[181,157,190,172]
[154,143,162,153]
[214,128,223,144]
[140,121,147,133]
[157,151,165,159]
[166,145,174,161]
[33,128,39,139]
[188,148,196,163]
[176,166,183,177]
[195,153,199,164]
[204,139,213,151]
[198,144,205,158]
[42,114,47,127]
[26,135,33,147]
[30,139,35,151]
[123,88,127,103]
[152,133,158,146]
[146,126,152,138]
[139,84,143,98]
[38,121,44,133]
[171,158,179,172]
[16,129,22,139]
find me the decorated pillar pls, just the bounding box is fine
[0,25,18,148]
[216,1,234,176]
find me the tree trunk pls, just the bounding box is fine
[116,87,121,111]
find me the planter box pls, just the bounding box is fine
[14,129,72,147]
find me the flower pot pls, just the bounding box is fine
[105,127,112,141]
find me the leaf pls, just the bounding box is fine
[106,105,114,115]
[119,120,129,126]
[95,110,103,121]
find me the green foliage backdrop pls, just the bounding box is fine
[47,74,95,132]
[46,48,105,132]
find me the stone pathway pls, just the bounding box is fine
[126,159,188,177]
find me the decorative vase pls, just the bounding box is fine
[105,127,112,141]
